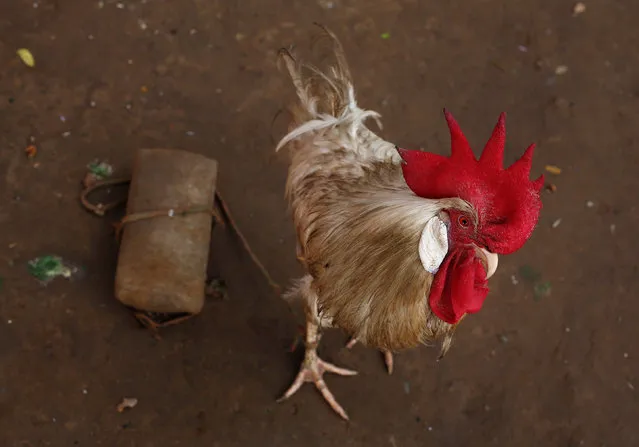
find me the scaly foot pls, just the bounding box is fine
[346,337,394,375]
[278,348,357,420]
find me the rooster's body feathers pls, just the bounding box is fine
[276,30,461,352]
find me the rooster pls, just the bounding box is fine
[275,26,544,420]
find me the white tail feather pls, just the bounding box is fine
[275,30,399,164]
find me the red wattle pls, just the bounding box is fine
[428,247,490,324]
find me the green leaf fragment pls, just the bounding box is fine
[28,255,76,283]
[87,160,114,180]
[381,32,391,39]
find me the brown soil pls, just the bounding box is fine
[1,0,638,446]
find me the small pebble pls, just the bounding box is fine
[555,65,569,75]
[518,45,528,53]
[186,130,195,136]
[62,131,71,138]
[511,275,519,285]
[586,200,595,208]
[628,382,635,391]
[138,20,148,30]
[116,2,124,8]
[7,320,12,324]
[623,352,629,358]
[572,2,586,16]
[565,327,571,333]
[82,389,88,395]
[610,224,616,235]
[116,397,139,412]
[552,218,562,228]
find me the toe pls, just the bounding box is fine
[315,377,350,420]
[321,360,358,376]
[383,350,394,375]
[277,369,309,402]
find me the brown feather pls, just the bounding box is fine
[277,27,470,355]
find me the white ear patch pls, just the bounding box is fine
[419,215,449,274]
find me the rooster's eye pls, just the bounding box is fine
[458,215,470,228]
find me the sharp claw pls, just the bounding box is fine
[383,350,394,375]
[277,354,356,420]
[277,370,306,402]
[316,378,350,420]
[345,338,358,349]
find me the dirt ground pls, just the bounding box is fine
[1,0,638,445]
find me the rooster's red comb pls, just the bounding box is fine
[398,110,544,254]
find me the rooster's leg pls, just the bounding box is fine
[278,319,357,420]
[346,337,394,375]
